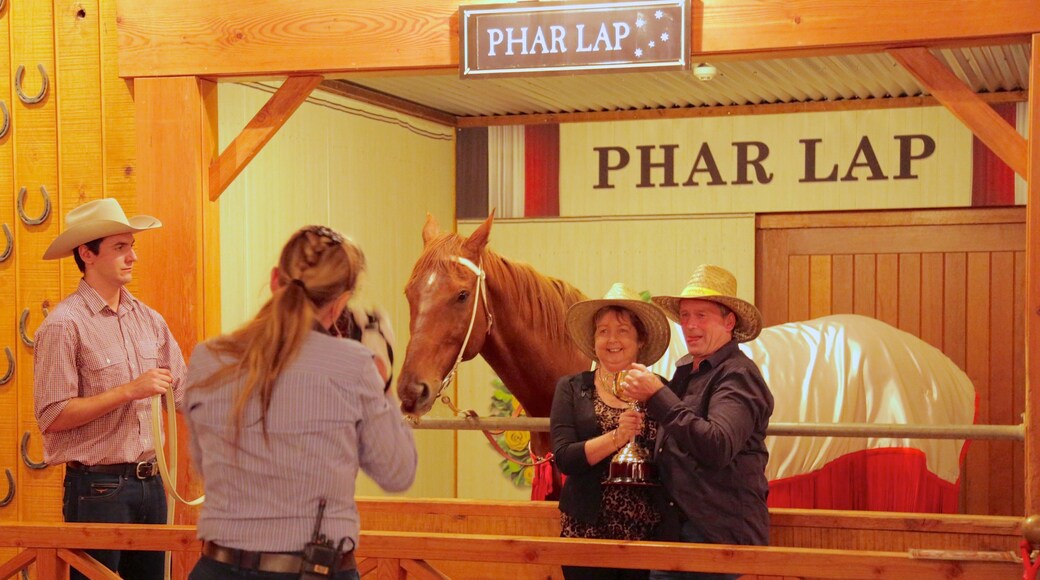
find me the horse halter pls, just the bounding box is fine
[434,255,493,402]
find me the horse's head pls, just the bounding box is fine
[398,213,496,417]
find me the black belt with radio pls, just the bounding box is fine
[300,498,348,579]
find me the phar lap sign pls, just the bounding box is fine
[460,0,690,78]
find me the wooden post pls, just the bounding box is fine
[1026,33,1040,517]
[132,76,220,575]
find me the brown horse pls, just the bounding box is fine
[397,213,589,455]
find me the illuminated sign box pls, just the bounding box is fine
[460,0,690,78]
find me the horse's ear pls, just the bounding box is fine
[463,211,495,254]
[422,213,441,246]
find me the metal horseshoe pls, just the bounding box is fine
[0,347,13,385]
[0,469,13,507]
[1,223,11,262]
[0,100,9,139]
[14,64,49,105]
[17,185,51,226]
[19,306,47,347]
[20,432,47,470]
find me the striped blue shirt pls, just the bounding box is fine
[184,330,416,551]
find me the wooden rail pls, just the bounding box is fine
[409,417,1026,440]
[0,521,1023,579]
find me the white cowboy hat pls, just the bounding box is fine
[43,198,162,260]
[652,264,763,343]
[565,283,671,365]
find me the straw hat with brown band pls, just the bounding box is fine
[565,283,671,366]
[651,264,763,343]
[43,198,161,260]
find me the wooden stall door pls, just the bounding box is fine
[756,207,1026,517]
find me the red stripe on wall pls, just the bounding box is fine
[524,124,560,217]
[971,102,1017,206]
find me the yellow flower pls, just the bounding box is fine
[522,467,534,485]
[503,430,530,452]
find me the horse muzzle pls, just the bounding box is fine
[397,378,435,417]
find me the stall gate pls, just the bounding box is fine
[756,207,1027,517]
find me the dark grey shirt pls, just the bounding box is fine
[646,340,773,546]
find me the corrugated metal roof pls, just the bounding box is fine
[328,44,1029,121]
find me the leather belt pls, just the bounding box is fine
[202,541,356,574]
[67,460,158,480]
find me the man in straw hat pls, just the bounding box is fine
[33,198,186,579]
[621,265,774,580]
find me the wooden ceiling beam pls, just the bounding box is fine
[116,0,1040,79]
[889,47,1027,178]
[209,75,324,201]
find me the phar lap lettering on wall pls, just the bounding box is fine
[559,107,972,216]
[593,134,937,188]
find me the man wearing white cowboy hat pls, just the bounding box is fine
[33,198,186,580]
[621,265,774,580]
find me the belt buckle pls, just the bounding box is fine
[135,461,155,479]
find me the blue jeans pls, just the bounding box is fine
[62,469,168,580]
[648,521,740,580]
[189,555,361,580]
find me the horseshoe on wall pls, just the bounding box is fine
[21,432,47,470]
[0,469,13,507]
[0,223,11,262]
[19,306,48,347]
[0,347,13,385]
[17,186,51,226]
[14,64,49,105]
[0,100,9,139]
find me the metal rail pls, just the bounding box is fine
[407,417,1024,441]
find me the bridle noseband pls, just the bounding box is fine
[434,255,493,401]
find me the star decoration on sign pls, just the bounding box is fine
[655,10,664,19]
[636,16,646,28]
[635,48,643,57]
[661,32,670,42]
[649,41,656,48]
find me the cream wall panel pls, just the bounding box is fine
[217,83,455,499]
[454,215,754,499]
[561,107,972,216]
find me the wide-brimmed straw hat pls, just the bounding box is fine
[565,283,671,365]
[652,264,763,342]
[43,198,162,260]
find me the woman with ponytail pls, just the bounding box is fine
[184,225,417,580]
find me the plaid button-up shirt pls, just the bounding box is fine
[33,279,187,465]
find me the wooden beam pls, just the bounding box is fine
[0,549,36,579]
[57,549,121,580]
[209,75,323,201]
[134,76,219,519]
[889,47,1027,178]
[1025,32,1040,518]
[115,0,1040,79]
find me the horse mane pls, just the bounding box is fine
[407,232,588,346]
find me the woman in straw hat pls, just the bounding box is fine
[550,283,671,580]
[183,225,416,579]
[623,265,774,580]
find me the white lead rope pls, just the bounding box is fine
[432,256,493,401]
[150,388,205,506]
[150,387,205,580]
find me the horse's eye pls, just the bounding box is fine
[457,290,470,303]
